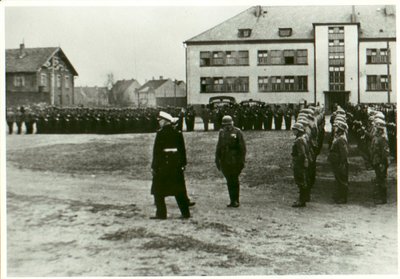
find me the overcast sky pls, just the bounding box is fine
[4,0,396,87]
[5,5,248,86]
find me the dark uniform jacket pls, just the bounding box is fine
[151,124,187,196]
[328,134,348,167]
[371,134,389,167]
[215,126,246,175]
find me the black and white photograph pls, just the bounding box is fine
[1,0,398,276]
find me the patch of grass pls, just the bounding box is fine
[7,131,397,190]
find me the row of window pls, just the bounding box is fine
[200,76,308,93]
[237,28,294,38]
[367,75,391,91]
[13,74,70,89]
[199,75,391,93]
[200,49,308,66]
[199,48,390,67]
[367,48,390,64]
[40,73,70,89]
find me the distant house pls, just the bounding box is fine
[74,86,109,107]
[6,43,78,107]
[109,79,141,106]
[136,77,186,107]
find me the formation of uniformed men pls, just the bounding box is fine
[6,105,188,134]
[290,103,396,207]
[290,105,326,207]
[6,101,396,215]
[206,103,300,132]
[328,107,350,204]
[347,105,394,204]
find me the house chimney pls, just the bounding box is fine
[19,43,26,58]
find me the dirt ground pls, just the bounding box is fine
[5,128,398,276]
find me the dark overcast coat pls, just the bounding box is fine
[151,124,187,197]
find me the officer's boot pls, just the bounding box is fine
[373,182,381,204]
[292,187,306,208]
[375,184,387,205]
[304,187,311,202]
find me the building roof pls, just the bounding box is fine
[137,79,169,93]
[6,46,78,75]
[185,5,396,43]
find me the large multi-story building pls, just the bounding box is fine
[6,43,78,107]
[184,5,396,112]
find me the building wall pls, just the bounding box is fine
[6,73,38,92]
[359,41,396,103]
[155,80,186,98]
[6,72,50,106]
[138,91,156,107]
[187,42,315,105]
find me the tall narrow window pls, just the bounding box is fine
[200,51,211,66]
[40,73,47,86]
[298,76,308,91]
[380,75,389,90]
[237,51,249,65]
[270,50,282,65]
[284,76,295,91]
[296,50,307,64]
[271,76,282,91]
[283,50,295,65]
[258,76,269,92]
[328,26,345,90]
[65,76,70,89]
[258,50,268,65]
[13,76,25,87]
[57,75,62,88]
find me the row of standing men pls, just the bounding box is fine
[6,103,301,134]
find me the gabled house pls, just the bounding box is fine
[184,5,396,112]
[74,86,109,107]
[6,43,78,107]
[109,79,141,107]
[136,76,186,107]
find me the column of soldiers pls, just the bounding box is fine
[292,103,395,206]
[290,105,326,207]
[5,106,170,134]
[206,103,301,131]
[348,104,395,204]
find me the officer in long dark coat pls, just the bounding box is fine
[328,121,349,204]
[215,115,246,208]
[150,111,191,219]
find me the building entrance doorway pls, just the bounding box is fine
[324,91,350,114]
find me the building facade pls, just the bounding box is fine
[136,77,186,107]
[109,79,141,107]
[6,44,78,107]
[184,5,396,112]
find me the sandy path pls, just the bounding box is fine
[7,160,397,276]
